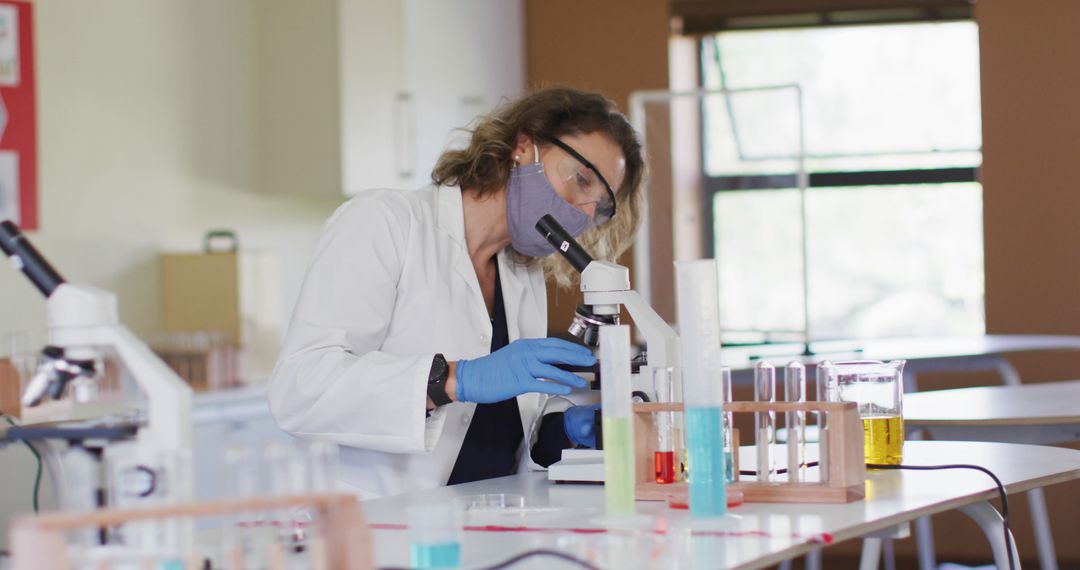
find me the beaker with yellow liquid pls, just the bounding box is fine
[826,360,906,465]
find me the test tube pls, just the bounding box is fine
[815,361,834,482]
[652,367,677,485]
[305,440,339,570]
[784,362,807,482]
[223,444,263,570]
[753,362,776,482]
[600,324,635,516]
[407,503,463,569]
[675,259,727,518]
[720,367,736,483]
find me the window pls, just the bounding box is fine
[700,21,984,342]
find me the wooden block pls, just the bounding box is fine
[636,480,863,504]
[8,493,374,570]
[632,400,865,504]
[633,406,658,483]
[0,358,21,417]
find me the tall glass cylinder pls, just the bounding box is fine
[600,324,635,516]
[675,259,727,518]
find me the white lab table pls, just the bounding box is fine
[360,441,1080,570]
[721,334,1080,391]
[905,379,1080,444]
[905,380,1080,570]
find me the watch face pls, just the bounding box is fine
[429,354,448,384]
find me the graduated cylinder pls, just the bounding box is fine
[675,259,727,518]
[600,325,636,516]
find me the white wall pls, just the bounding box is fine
[1,0,348,547]
[0,0,343,340]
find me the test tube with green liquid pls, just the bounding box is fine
[676,259,727,518]
[600,324,635,516]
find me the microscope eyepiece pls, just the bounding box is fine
[1,220,66,297]
[535,215,593,273]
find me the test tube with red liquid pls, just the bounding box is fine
[652,367,678,484]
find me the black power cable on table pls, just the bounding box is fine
[2,414,42,513]
[866,463,1015,570]
[378,548,602,570]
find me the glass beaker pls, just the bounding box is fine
[826,360,906,465]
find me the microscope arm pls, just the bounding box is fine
[536,215,681,388]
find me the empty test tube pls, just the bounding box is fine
[720,367,736,483]
[784,362,807,482]
[753,362,776,481]
[816,361,835,481]
[652,367,678,485]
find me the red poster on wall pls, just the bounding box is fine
[0,1,34,229]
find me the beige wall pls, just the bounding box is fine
[0,0,343,545]
[526,0,672,334]
[0,1,342,342]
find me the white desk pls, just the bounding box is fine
[361,441,1080,570]
[905,379,1080,444]
[721,334,1080,391]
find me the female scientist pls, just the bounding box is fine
[268,87,644,498]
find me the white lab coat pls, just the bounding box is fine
[267,185,569,499]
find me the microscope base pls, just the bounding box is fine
[547,448,606,483]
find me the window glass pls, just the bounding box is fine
[702,21,985,341]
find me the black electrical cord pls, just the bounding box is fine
[2,414,42,513]
[739,460,819,477]
[378,548,602,570]
[866,463,1015,570]
[737,461,1014,570]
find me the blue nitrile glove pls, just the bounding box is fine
[455,338,594,404]
[564,403,601,448]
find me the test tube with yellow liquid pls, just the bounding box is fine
[826,360,906,465]
[600,325,636,516]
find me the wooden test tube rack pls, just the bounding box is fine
[633,401,866,504]
[8,493,373,570]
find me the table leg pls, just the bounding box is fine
[859,538,882,570]
[958,500,1021,570]
[1026,487,1058,570]
[805,548,823,570]
[915,516,937,570]
[992,357,1022,387]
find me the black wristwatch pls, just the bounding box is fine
[427,353,452,407]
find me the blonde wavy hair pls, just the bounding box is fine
[432,87,645,289]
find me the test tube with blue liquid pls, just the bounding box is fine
[784,362,807,482]
[675,259,727,518]
[600,324,636,516]
[407,503,463,568]
[754,362,777,482]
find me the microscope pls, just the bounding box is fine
[0,221,193,552]
[535,215,681,482]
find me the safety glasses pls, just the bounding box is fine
[543,137,617,225]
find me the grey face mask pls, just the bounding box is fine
[506,146,593,257]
